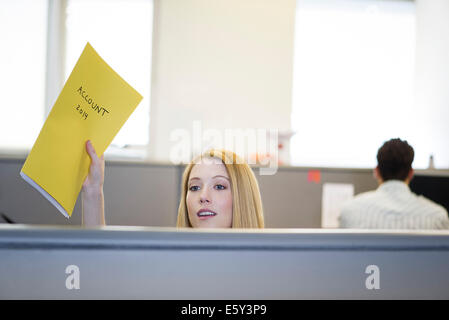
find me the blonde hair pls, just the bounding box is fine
[176,149,264,228]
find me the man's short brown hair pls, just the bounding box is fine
[377,138,414,181]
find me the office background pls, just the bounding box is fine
[1,0,448,227]
[1,1,449,301]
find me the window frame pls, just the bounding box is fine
[0,0,153,160]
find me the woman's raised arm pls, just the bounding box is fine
[81,140,105,227]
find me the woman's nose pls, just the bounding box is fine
[199,188,211,204]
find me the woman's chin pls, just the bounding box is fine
[194,219,231,229]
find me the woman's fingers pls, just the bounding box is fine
[83,140,105,189]
[82,140,106,226]
[86,140,100,163]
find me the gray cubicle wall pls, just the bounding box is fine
[257,167,378,227]
[0,157,378,228]
[1,157,448,228]
[1,225,449,299]
[0,158,180,227]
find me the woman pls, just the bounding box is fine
[82,140,264,228]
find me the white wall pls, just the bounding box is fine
[149,0,296,161]
[147,0,449,167]
[414,0,449,168]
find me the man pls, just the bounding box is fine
[339,138,449,229]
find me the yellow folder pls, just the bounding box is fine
[20,42,143,218]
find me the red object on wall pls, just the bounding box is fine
[307,170,321,183]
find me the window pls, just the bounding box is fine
[291,0,418,168]
[0,0,48,150]
[65,0,153,150]
[0,0,153,157]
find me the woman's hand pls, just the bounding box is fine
[82,140,105,226]
[83,140,104,192]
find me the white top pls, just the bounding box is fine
[339,180,449,229]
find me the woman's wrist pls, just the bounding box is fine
[81,186,105,227]
[82,185,104,198]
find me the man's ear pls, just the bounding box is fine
[406,168,414,183]
[373,167,379,179]
[374,167,383,184]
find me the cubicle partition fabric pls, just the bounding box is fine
[1,225,448,299]
[0,158,446,228]
[0,158,378,228]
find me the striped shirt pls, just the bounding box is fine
[339,180,449,229]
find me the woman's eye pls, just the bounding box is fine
[189,186,200,191]
[215,184,226,190]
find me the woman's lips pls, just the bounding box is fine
[197,209,218,219]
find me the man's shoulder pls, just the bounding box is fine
[340,190,378,216]
[415,195,448,217]
[344,190,379,206]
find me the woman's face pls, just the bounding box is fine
[186,160,233,228]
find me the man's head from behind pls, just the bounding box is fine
[375,138,414,184]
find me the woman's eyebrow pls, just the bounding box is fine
[189,175,230,182]
[212,175,230,181]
